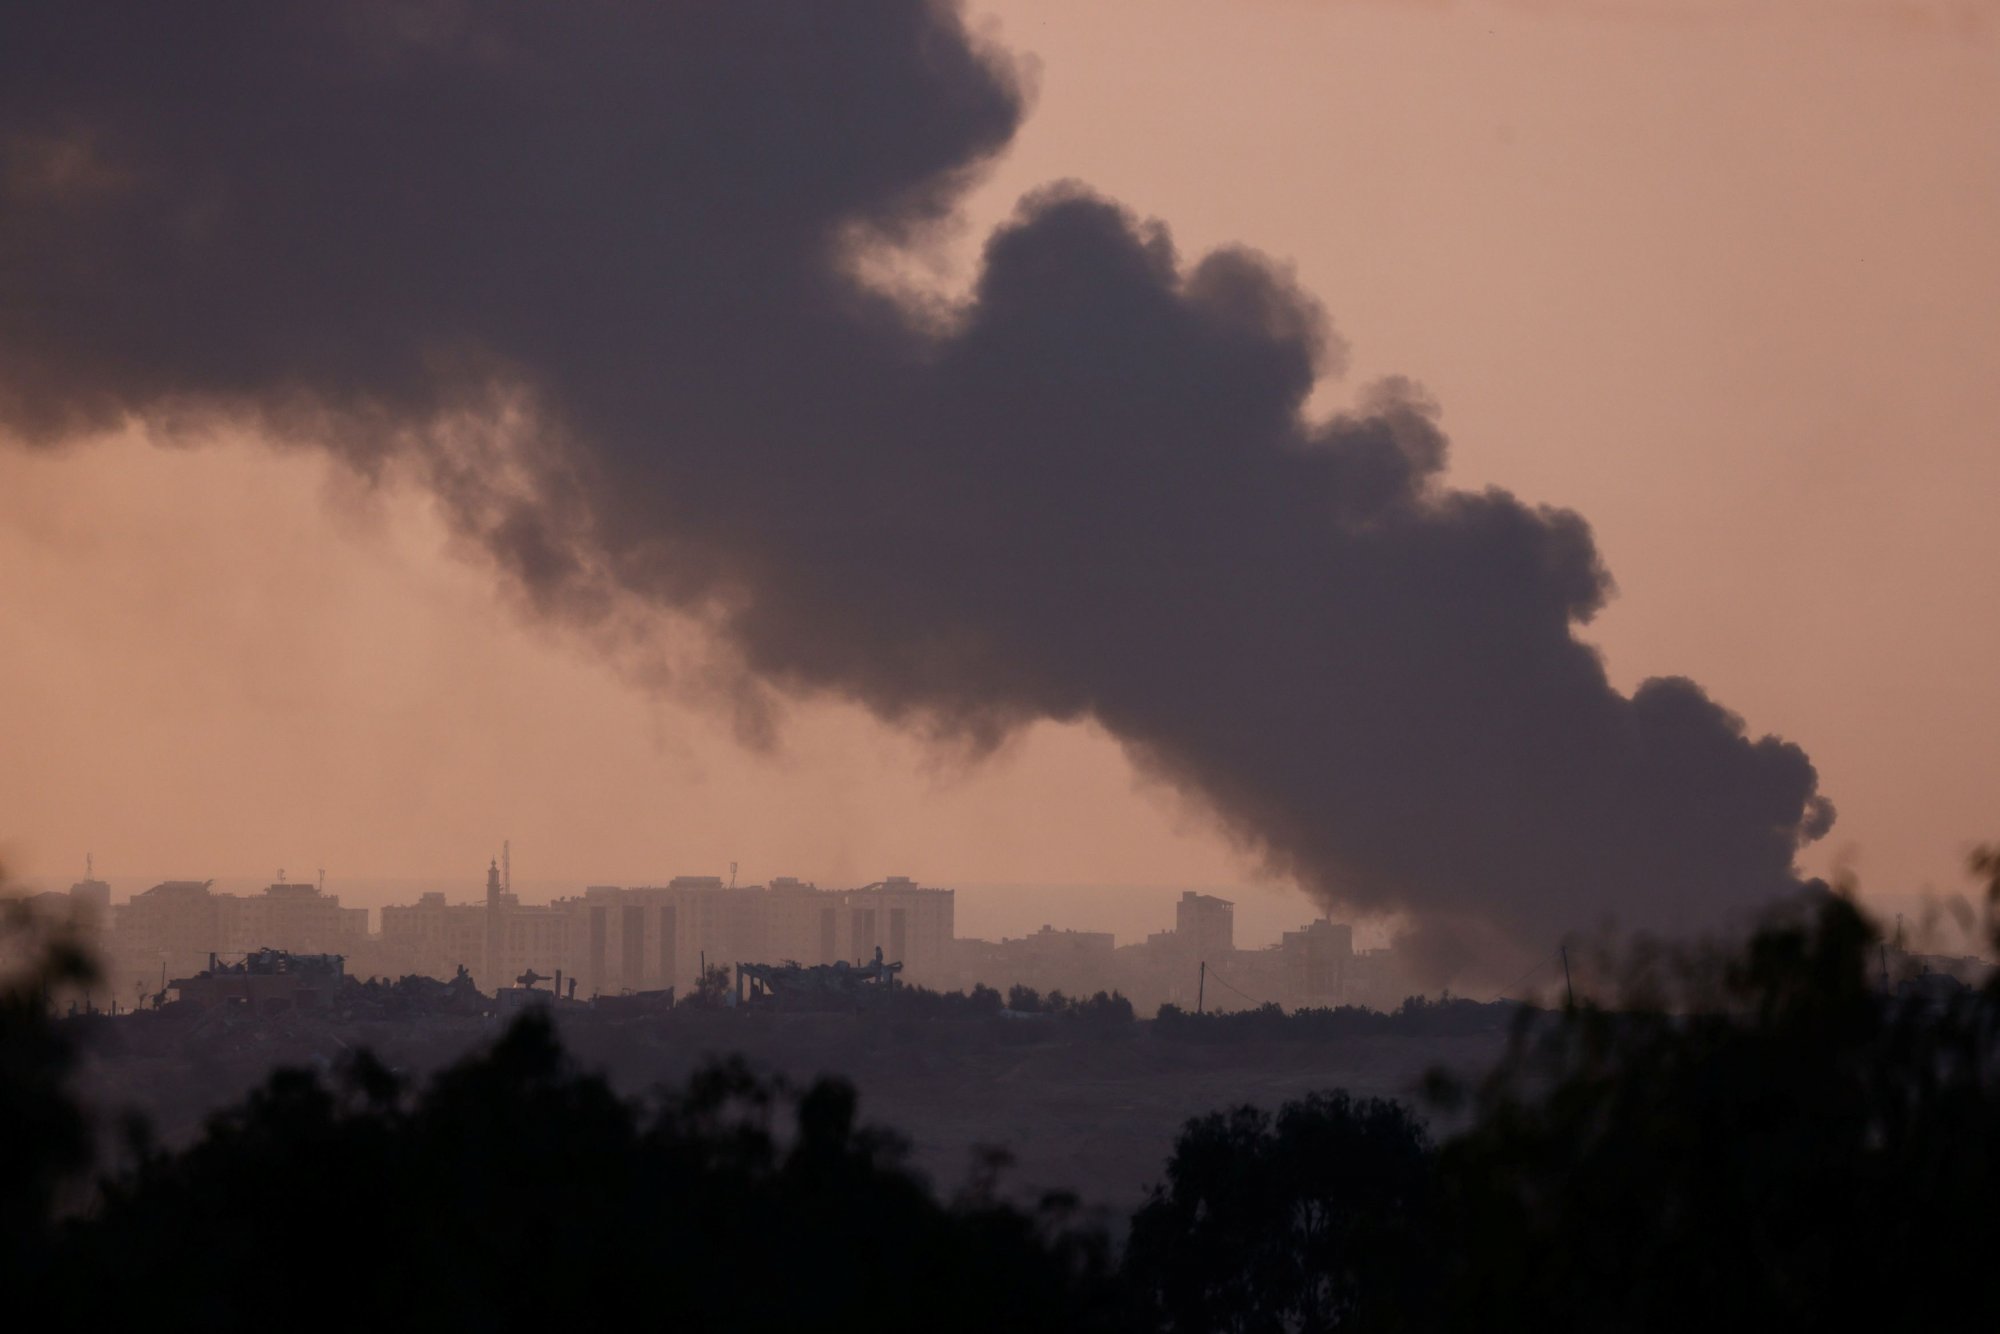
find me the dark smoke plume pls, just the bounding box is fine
[0,1,1831,977]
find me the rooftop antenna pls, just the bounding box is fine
[729,861,738,890]
[277,867,286,884]
[1561,945,1575,1010]
[317,867,325,894]
[86,850,94,880]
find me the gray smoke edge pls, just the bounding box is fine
[0,0,1832,983]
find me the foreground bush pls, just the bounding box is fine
[38,1011,1131,1331]
[1428,884,2000,1332]
[1125,856,2000,1332]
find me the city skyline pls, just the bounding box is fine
[39,859,1396,1019]
[15,854,1365,954]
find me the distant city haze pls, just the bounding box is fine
[1,3,1995,948]
[36,874,1360,955]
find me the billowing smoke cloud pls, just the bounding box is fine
[0,1,1830,975]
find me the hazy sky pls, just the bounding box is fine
[2,1,1994,940]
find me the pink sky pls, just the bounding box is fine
[2,1,1994,938]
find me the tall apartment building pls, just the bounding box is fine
[490,894,570,990]
[764,877,834,967]
[113,880,223,983]
[378,892,488,984]
[374,863,576,992]
[841,877,955,980]
[1281,919,1352,1004]
[578,875,956,996]
[67,873,112,920]
[232,882,368,956]
[1175,891,1235,959]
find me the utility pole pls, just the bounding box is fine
[1197,960,1206,1015]
[1561,945,1574,1010]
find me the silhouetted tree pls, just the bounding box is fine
[1427,864,2000,1332]
[0,886,97,1288]
[1126,1093,1435,1333]
[1128,854,2000,1332]
[676,961,733,1009]
[1068,990,1136,1025]
[886,982,1007,1017]
[50,1011,1137,1331]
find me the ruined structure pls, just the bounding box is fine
[165,948,347,1014]
[735,950,903,1011]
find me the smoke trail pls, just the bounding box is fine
[0,1,1831,976]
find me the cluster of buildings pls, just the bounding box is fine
[18,859,1406,1015]
[380,864,956,1000]
[36,863,955,1009]
[954,890,1409,1014]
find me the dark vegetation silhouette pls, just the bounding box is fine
[1001,985,1139,1024]
[0,897,95,1292]
[872,981,1136,1023]
[1123,853,2000,1331]
[676,961,734,1010]
[1420,869,2000,1332]
[883,981,1006,1017]
[1126,1093,1436,1334]
[60,1026,1135,1332]
[6,853,2000,1331]
[1151,996,1512,1042]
